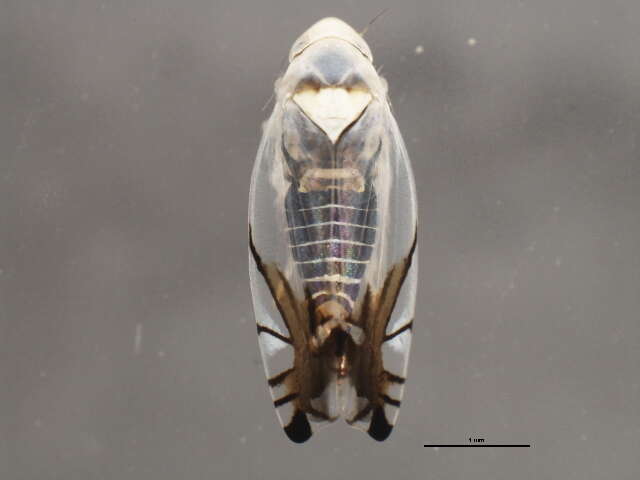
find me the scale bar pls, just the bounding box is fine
[423,444,531,448]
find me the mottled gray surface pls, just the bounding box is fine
[2,1,639,478]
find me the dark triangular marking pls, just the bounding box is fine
[268,368,294,387]
[274,392,299,408]
[257,324,292,344]
[383,320,413,342]
[368,406,392,441]
[284,409,312,443]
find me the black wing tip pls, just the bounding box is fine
[367,406,393,441]
[284,410,312,443]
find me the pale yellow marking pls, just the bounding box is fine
[298,168,365,193]
[310,290,355,308]
[293,87,372,143]
[304,168,361,180]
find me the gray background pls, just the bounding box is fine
[2,1,639,478]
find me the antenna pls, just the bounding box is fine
[360,8,389,36]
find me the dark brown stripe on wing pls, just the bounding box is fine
[256,324,292,345]
[383,320,413,342]
[268,368,295,387]
[384,371,406,384]
[274,392,299,408]
[382,394,401,407]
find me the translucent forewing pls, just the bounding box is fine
[248,18,417,442]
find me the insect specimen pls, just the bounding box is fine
[249,17,417,442]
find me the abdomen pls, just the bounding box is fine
[285,185,377,316]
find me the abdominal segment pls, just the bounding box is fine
[286,186,377,317]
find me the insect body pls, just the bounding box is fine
[249,17,418,442]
